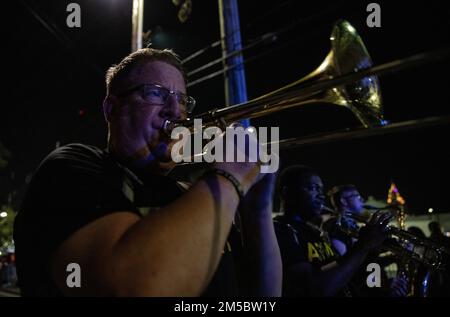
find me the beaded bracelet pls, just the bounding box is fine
[207,168,245,203]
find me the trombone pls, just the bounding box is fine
[164,20,450,145]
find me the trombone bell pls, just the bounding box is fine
[296,19,384,128]
[164,20,386,136]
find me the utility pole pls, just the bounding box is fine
[132,0,144,52]
[218,0,249,127]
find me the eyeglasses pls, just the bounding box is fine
[302,184,324,194]
[117,83,196,113]
[343,194,363,201]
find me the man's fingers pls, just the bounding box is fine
[380,216,392,229]
[392,277,409,294]
[377,211,392,224]
[369,211,393,228]
[400,278,409,289]
[369,211,383,225]
[397,282,408,295]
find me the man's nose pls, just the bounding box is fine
[160,95,182,120]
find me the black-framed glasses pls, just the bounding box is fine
[302,184,324,194]
[343,193,363,201]
[117,83,196,113]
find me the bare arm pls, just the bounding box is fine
[285,211,392,296]
[331,238,347,256]
[286,241,370,296]
[51,168,259,296]
[238,173,282,296]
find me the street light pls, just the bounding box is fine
[428,208,433,214]
[0,211,7,218]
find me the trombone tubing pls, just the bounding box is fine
[267,115,450,150]
[188,48,450,129]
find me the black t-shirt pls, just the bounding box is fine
[323,216,359,251]
[323,216,397,297]
[273,215,342,296]
[13,144,239,296]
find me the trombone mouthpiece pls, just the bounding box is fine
[163,120,177,136]
[163,118,193,136]
[364,204,401,211]
[363,205,379,210]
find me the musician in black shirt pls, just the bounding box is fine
[274,165,391,296]
[326,184,409,297]
[13,48,282,296]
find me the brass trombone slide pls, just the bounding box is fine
[268,115,450,150]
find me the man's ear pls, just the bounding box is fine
[340,196,347,208]
[103,95,119,123]
[281,186,288,199]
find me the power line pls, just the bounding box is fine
[181,0,296,65]
[182,1,347,67]
[19,0,104,78]
[185,2,348,87]
[186,30,277,78]
[187,29,319,88]
[182,40,221,64]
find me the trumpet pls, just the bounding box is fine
[322,205,449,271]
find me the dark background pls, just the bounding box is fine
[3,0,450,214]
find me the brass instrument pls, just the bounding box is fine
[322,205,449,271]
[164,19,384,136]
[164,19,450,145]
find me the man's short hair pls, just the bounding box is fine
[275,165,319,214]
[328,184,357,209]
[278,165,318,192]
[105,48,187,95]
[407,226,426,239]
[428,221,442,233]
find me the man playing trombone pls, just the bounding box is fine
[13,48,282,297]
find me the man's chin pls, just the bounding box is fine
[155,160,177,174]
[134,155,176,175]
[154,144,178,173]
[127,144,172,171]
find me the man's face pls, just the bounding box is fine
[341,189,364,214]
[287,175,325,219]
[108,61,188,172]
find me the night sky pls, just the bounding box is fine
[3,0,450,214]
